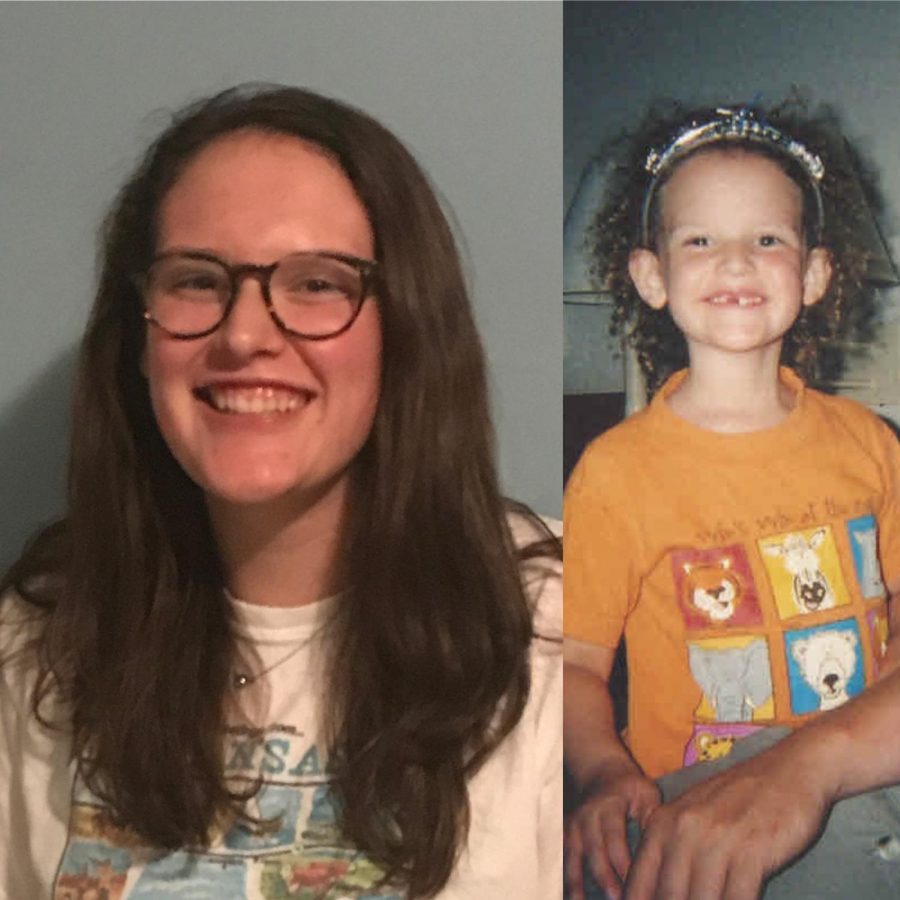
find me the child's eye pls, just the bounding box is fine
[758,235,781,247]
[685,236,709,247]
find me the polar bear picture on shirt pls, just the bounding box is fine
[784,620,865,715]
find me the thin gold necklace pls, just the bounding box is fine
[225,587,314,690]
[232,637,312,690]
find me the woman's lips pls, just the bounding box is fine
[195,383,313,415]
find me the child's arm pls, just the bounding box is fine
[624,663,900,900]
[564,637,660,900]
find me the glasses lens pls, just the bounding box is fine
[144,256,230,335]
[271,254,365,336]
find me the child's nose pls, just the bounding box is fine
[718,240,754,273]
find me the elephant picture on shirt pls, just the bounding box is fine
[689,638,773,722]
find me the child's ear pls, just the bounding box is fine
[801,247,832,308]
[628,248,668,310]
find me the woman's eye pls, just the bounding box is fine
[179,275,217,290]
[282,276,351,301]
[169,272,221,293]
[305,278,339,293]
[286,277,344,296]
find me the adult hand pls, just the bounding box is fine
[624,750,829,900]
[567,766,661,900]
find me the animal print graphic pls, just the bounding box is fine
[671,545,762,629]
[868,606,889,672]
[695,732,734,761]
[759,526,852,619]
[688,637,773,723]
[684,560,740,621]
[682,723,762,767]
[784,621,864,715]
[847,514,886,599]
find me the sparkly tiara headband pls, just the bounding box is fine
[639,107,826,246]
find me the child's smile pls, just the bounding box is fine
[704,292,764,308]
[630,148,831,364]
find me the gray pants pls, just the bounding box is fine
[583,728,900,899]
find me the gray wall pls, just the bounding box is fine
[565,1,900,409]
[0,2,563,568]
[565,1,900,216]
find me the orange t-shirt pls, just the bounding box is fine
[565,369,900,778]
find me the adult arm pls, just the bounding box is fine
[565,638,660,900]
[625,663,900,900]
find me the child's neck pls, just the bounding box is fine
[667,346,796,433]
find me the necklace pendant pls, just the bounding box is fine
[233,672,252,689]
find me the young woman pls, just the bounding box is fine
[0,85,561,899]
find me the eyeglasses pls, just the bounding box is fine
[136,250,380,340]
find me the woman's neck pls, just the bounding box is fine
[668,345,795,433]
[207,476,348,608]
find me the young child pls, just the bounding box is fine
[564,101,900,900]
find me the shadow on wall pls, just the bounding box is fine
[0,348,76,572]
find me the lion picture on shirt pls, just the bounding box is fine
[672,545,763,630]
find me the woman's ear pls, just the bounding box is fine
[802,247,833,308]
[628,248,668,310]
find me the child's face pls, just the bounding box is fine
[629,149,831,362]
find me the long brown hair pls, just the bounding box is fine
[2,85,560,896]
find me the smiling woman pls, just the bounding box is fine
[144,132,382,526]
[0,86,561,899]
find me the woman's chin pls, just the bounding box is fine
[205,479,303,509]
[193,466,302,508]
[199,467,350,514]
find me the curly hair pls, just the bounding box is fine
[588,95,881,394]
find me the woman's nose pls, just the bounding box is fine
[215,276,285,358]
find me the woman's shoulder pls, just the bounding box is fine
[0,589,56,718]
[0,589,48,657]
[506,505,561,552]
[505,506,562,648]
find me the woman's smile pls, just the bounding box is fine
[143,130,382,510]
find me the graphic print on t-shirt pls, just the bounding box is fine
[847,514,887,599]
[688,635,774,722]
[784,619,864,715]
[867,606,889,675]
[682,722,764,767]
[53,725,402,899]
[758,526,851,619]
[671,545,763,629]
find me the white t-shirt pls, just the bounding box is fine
[0,525,561,899]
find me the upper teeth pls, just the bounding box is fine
[207,386,306,414]
[708,294,764,307]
